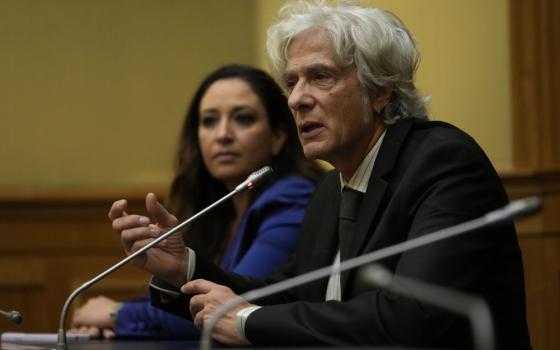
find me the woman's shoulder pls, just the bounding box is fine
[253,176,317,207]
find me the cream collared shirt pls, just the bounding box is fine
[325,131,386,301]
[238,131,386,341]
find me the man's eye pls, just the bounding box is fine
[314,73,331,81]
[234,113,256,125]
[200,115,218,128]
[284,77,297,90]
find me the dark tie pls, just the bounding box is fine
[339,187,364,261]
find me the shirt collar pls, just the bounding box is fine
[339,131,386,194]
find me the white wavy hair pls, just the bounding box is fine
[267,0,429,123]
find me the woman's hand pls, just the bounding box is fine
[68,296,118,339]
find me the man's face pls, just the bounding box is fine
[283,28,381,175]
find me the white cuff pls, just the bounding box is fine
[149,248,196,303]
[186,247,196,281]
[236,306,261,343]
[149,277,182,302]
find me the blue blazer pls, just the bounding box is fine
[115,176,316,338]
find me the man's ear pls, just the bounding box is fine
[371,87,393,114]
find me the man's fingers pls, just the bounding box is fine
[185,280,225,327]
[146,193,178,227]
[193,309,205,329]
[181,279,218,294]
[120,225,157,242]
[189,293,211,319]
[119,226,162,255]
[112,215,151,234]
[129,237,160,254]
[108,199,128,220]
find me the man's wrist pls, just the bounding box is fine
[236,306,261,343]
[168,248,193,287]
[185,247,196,282]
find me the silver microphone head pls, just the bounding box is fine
[359,264,393,288]
[9,310,22,324]
[2,310,23,324]
[235,166,274,193]
[484,196,543,223]
[507,196,543,219]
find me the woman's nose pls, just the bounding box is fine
[216,119,233,142]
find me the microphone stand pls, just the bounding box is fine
[200,196,542,350]
[56,166,272,350]
[360,264,494,350]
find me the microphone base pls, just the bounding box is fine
[57,328,68,350]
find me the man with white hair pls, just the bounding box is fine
[114,1,531,348]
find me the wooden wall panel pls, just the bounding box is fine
[0,188,163,333]
[502,170,560,350]
[510,0,560,170]
[1,178,558,350]
[508,1,560,346]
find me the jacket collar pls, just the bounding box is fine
[340,118,416,293]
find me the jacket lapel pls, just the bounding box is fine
[304,173,341,301]
[340,119,415,294]
[311,174,341,270]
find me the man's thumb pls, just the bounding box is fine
[145,192,178,227]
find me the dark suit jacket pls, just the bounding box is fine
[152,118,531,350]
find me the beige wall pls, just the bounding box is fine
[0,0,257,189]
[1,0,512,190]
[256,0,512,168]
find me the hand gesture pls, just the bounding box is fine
[109,192,188,287]
[183,279,252,346]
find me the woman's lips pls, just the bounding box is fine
[214,152,239,162]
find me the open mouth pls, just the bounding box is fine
[300,121,323,134]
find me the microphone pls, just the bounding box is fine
[56,166,274,350]
[235,166,273,192]
[200,196,542,350]
[359,264,494,350]
[0,309,23,324]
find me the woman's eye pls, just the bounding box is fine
[200,115,218,128]
[234,113,256,126]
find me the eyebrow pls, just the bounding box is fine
[200,106,256,115]
[283,63,339,81]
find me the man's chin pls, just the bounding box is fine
[302,145,330,162]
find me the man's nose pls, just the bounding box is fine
[288,81,314,112]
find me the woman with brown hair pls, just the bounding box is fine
[70,64,323,339]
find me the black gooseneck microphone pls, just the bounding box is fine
[56,166,274,350]
[359,264,494,350]
[200,196,542,350]
[0,309,23,324]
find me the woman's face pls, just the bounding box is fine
[198,78,286,189]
